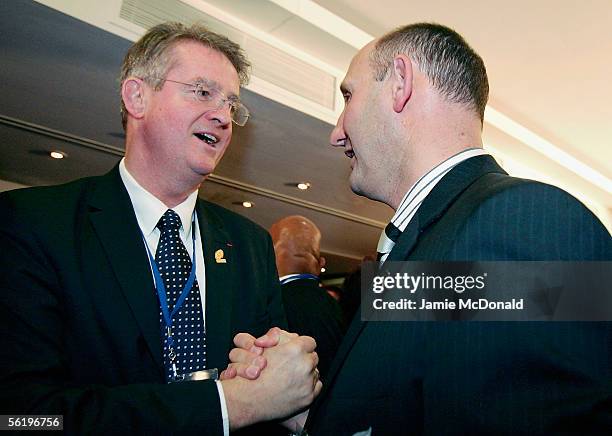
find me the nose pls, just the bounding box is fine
[330,110,347,147]
[205,100,232,128]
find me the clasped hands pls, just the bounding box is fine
[220,327,320,430]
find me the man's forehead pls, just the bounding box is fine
[341,41,376,89]
[169,41,240,93]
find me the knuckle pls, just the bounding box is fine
[285,340,301,354]
[228,348,242,361]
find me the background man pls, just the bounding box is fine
[0,22,320,434]
[227,23,612,435]
[270,215,345,380]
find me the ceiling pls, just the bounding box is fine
[1,0,611,276]
[313,0,612,175]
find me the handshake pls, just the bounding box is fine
[219,327,322,431]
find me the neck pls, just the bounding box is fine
[387,109,482,210]
[124,150,201,208]
[277,263,320,278]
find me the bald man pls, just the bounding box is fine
[226,23,611,435]
[270,216,345,380]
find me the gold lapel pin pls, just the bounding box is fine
[214,249,227,264]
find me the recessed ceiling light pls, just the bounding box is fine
[320,267,326,273]
[49,151,66,159]
[297,182,311,190]
[242,201,254,208]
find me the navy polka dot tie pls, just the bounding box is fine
[155,209,206,382]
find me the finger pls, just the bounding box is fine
[312,368,321,391]
[294,335,317,353]
[229,347,266,366]
[219,366,236,380]
[253,327,298,347]
[276,329,299,345]
[233,332,262,354]
[225,361,265,380]
[311,351,319,369]
[314,379,323,398]
[253,326,282,348]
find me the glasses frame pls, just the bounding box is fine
[148,76,250,126]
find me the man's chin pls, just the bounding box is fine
[350,174,382,202]
[190,164,215,182]
[349,177,368,198]
[192,156,223,179]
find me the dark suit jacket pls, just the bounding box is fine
[281,278,345,381]
[307,155,612,435]
[0,167,286,435]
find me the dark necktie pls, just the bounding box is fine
[155,209,206,382]
[376,222,402,262]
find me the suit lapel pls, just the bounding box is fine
[388,155,506,261]
[310,155,507,423]
[311,306,366,409]
[196,200,234,370]
[87,167,163,374]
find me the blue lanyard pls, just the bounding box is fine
[142,214,197,331]
[280,273,320,285]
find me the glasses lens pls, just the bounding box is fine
[193,84,213,102]
[232,104,249,126]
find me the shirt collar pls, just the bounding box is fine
[390,148,489,232]
[118,158,198,237]
[278,274,300,282]
[279,273,320,285]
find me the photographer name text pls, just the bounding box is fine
[372,298,524,311]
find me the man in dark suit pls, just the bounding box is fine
[0,22,320,434]
[226,23,612,434]
[270,215,345,380]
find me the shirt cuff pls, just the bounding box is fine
[215,380,229,436]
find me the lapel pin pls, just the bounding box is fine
[214,249,227,264]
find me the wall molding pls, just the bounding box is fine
[0,114,385,229]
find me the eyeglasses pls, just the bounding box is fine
[151,77,250,126]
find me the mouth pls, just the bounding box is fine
[194,132,219,146]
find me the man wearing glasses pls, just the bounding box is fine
[0,22,320,434]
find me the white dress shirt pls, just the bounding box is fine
[118,158,229,436]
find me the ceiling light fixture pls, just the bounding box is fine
[242,201,254,208]
[49,151,66,159]
[297,182,311,190]
[320,267,326,273]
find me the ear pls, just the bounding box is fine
[391,54,413,113]
[121,78,146,120]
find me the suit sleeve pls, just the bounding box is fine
[449,180,612,261]
[262,231,288,330]
[425,182,612,434]
[0,194,224,435]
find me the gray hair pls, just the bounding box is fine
[119,22,250,129]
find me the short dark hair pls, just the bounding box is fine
[370,23,488,122]
[120,22,251,129]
